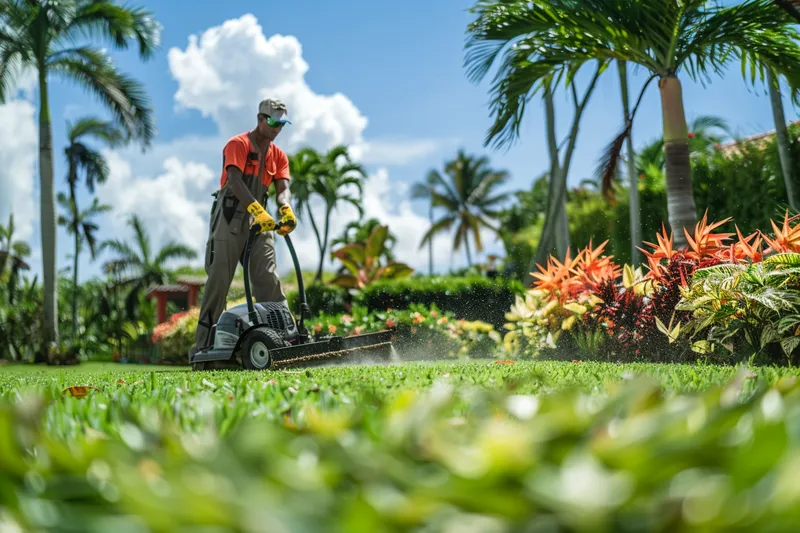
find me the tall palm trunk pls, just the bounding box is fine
[38,69,59,348]
[315,205,333,283]
[767,70,798,212]
[428,203,433,275]
[620,61,641,266]
[72,229,79,337]
[659,75,697,248]
[554,193,569,256]
[464,233,473,267]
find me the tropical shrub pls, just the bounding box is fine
[328,225,413,289]
[357,275,524,330]
[504,211,800,364]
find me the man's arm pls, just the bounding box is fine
[275,178,291,207]
[225,166,258,207]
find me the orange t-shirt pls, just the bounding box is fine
[219,132,290,189]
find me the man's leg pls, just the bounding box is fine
[249,230,287,302]
[192,213,248,352]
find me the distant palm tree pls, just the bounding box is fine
[411,173,437,275]
[311,145,367,283]
[57,193,111,336]
[64,117,126,201]
[634,115,733,173]
[0,214,31,301]
[101,215,197,320]
[0,0,159,346]
[289,147,326,266]
[417,150,509,267]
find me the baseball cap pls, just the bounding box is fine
[258,98,292,125]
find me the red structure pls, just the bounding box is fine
[146,275,206,324]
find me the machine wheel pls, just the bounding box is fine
[191,362,207,371]
[240,328,286,370]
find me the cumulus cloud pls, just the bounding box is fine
[0,75,38,243]
[167,14,367,154]
[97,153,216,267]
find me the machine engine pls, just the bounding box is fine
[210,300,298,351]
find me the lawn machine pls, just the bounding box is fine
[189,225,397,371]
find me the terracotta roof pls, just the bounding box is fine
[176,275,207,286]
[146,284,189,297]
[716,120,800,157]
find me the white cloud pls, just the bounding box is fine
[97,153,216,267]
[0,99,37,243]
[167,14,367,154]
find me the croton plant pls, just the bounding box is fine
[504,210,800,364]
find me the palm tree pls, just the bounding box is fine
[101,215,197,320]
[311,145,367,283]
[0,0,159,347]
[57,193,111,337]
[64,117,126,201]
[464,0,800,248]
[632,115,733,173]
[289,147,326,265]
[417,150,510,267]
[411,173,437,275]
[0,214,31,301]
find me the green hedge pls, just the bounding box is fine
[354,275,525,330]
[287,283,349,316]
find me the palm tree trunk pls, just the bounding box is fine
[72,230,79,338]
[554,190,569,257]
[464,233,473,267]
[428,203,433,275]
[315,205,333,283]
[38,69,59,349]
[659,75,697,248]
[619,60,641,266]
[527,65,603,286]
[767,70,798,212]
[305,204,324,267]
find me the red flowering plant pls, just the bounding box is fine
[504,209,795,362]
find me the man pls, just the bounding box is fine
[191,98,298,355]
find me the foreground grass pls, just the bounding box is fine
[2,360,800,531]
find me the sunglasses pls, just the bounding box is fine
[260,113,290,127]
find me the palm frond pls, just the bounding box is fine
[48,47,156,146]
[418,216,456,249]
[64,1,160,61]
[154,242,197,266]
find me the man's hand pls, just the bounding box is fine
[276,204,297,236]
[247,201,276,233]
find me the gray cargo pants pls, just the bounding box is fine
[192,196,286,352]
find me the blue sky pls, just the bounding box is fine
[2,0,797,284]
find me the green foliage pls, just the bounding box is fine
[4,363,800,530]
[356,274,524,330]
[287,283,349,316]
[328,225,414,289]
[678,253,800,364]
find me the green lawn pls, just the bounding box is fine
[2,359,800,531]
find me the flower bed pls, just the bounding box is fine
[504,211,800,364]
[310,304,502,360]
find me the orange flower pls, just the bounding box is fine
[386,318,397,329]
[328,324,337,334]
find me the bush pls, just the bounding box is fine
[355,275,524,330]
[286,283,349,316]
[310,303,503,360]
[503,211,800,365]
